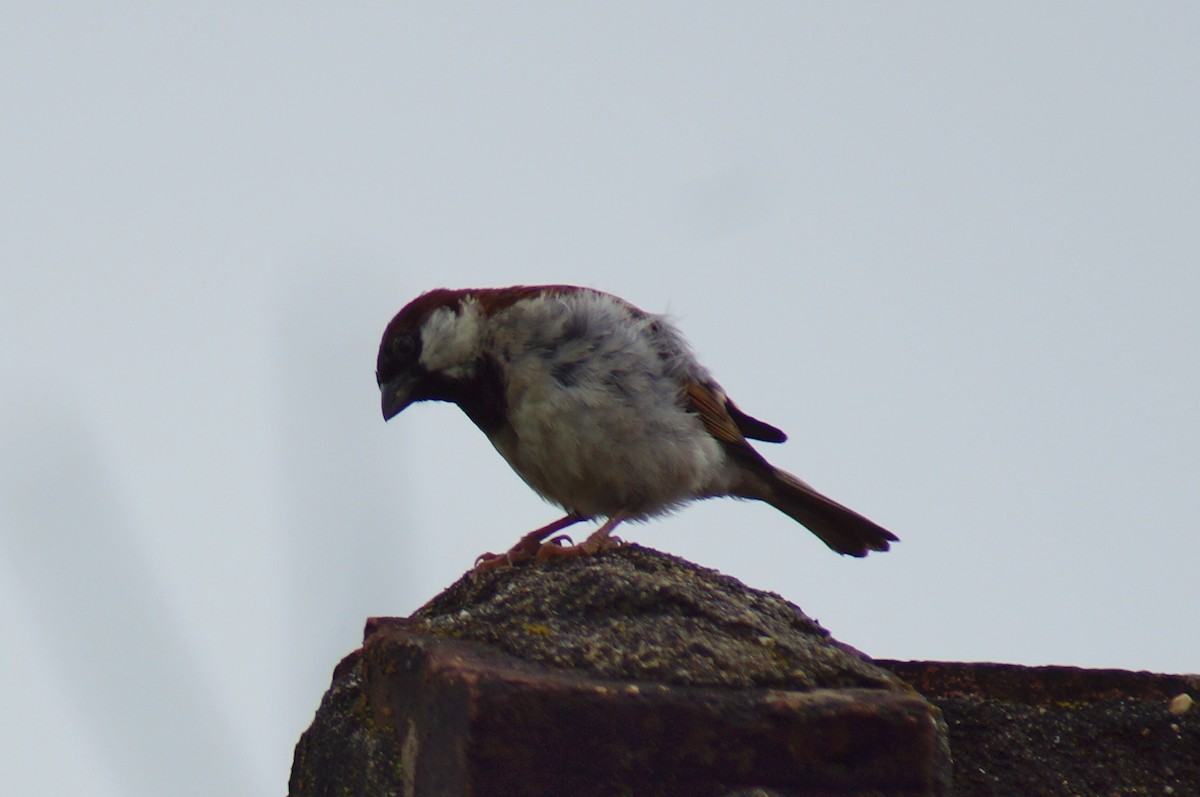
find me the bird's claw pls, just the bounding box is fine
[473,517,624,572]
[580,533,623,555]
[534,532,624,561]
[472,551,515,573]
[473,543,537,573]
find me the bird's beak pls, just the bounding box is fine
[380,374,418,421]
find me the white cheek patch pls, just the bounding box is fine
[419,300,483,378]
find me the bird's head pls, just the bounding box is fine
[375,288,488,420]
[377,285,597,430]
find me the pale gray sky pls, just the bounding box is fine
[2,4,1198,796]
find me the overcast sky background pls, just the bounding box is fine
[2,4,1198,796]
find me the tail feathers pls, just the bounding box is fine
[763,469,898,557]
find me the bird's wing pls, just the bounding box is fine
[685,381,786,455]
[725,397,787,443]
[685,381,745,444]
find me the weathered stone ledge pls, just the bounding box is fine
[287,545,1197,796]
[880,659,1199,795]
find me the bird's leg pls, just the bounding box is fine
[474,514,587,572]
[535,511,628,561]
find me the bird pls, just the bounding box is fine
[376,285,897,569]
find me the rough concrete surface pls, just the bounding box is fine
[882,660,1200,796]
[290,545,949,796]
[289,545,1197,796]
[408,544,907,691]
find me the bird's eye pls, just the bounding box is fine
[390,333,417,361]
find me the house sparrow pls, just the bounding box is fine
[376,285,897,568]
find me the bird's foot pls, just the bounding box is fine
[473,545,534,572]
[472,515,585,573]
[534,513,628,561]
[534,531,623,561]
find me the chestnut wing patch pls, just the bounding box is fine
[685,381,746,445]
[685,381,784,471]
